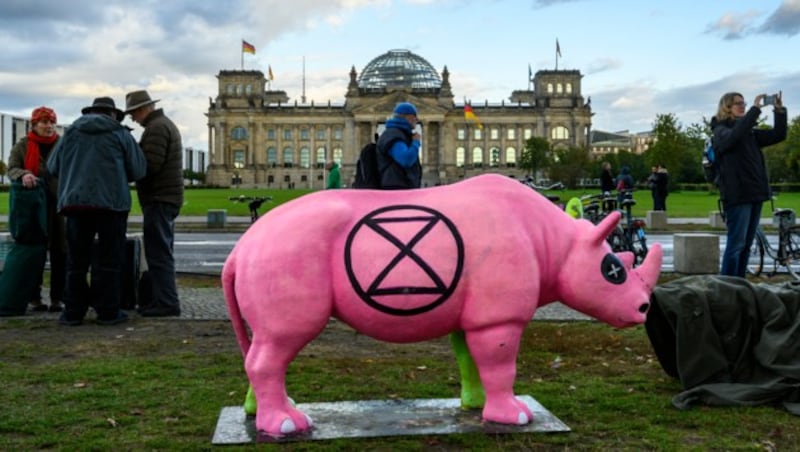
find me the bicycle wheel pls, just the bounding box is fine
[747,233,765,277]
[631,227,648,267]
[786,225,800,280]
[606,226,625,253]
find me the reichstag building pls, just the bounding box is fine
[205,49,592,188]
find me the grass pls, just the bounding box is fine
[1,318,796,450]
[1,187,797,219]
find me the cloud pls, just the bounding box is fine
[584,58,623,76]
[758,0,800,36]
[705,10,761,40]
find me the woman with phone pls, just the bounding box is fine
[711,91,787,277]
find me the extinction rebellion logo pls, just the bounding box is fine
[344,205,464,316]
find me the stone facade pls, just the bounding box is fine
[206,50,592,188]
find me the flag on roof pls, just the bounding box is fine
[242,40,256,54]
[464,104,483,129]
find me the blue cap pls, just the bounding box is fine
[393,102,418,116]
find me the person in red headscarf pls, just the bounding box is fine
[8,106,67,312]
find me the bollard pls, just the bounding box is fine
[673,233,720,274]
[207,209,228,228]
[709,211,725,228]
[646,211,667,229]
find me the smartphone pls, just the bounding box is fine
[763,94,777,106]
[413,124,422,135]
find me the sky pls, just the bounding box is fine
[1,0,798,151]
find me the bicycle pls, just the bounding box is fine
[746,201,800,280]
[606,189,648,267]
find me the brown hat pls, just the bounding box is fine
[81,97,124,121]
[124,90,160,113]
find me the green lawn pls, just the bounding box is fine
[1,187,797,218]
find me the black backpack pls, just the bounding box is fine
[702,137,721,185]
[353,142,382,189]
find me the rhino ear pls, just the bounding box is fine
[591,211,622,245]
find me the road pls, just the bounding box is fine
[173,232,795,275]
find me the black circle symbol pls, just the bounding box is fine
[344,205,464,316]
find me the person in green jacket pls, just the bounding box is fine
[326,161,341,189]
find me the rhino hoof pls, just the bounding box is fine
[280,418,297,434]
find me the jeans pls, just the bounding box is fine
[142,203,180,310]
[721,202,763,277]
[63,210,128,321]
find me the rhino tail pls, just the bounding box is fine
[222,254,251,358]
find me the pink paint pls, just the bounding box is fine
[223,174,662,438]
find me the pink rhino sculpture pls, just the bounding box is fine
[222,173,662,439]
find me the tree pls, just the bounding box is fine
[645,113,698,185]
[548,146,592,188]
[518,136,551,178]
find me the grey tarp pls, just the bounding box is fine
[646,275,800,414]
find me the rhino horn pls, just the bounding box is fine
[591,211,622,245]
[635,242,663,290]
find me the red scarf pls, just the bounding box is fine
[25,131,58,176]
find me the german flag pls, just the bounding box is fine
[464,104,483,129]
[242,40,256,54]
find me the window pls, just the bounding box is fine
[490,128,499,140]
[300,129,309,140]
[473,128,482,140]
[565,83,572,94]
[457,128,466,140]
[333,128,343,140]
[283,129,292,140]
[267,128,276,140]
[283,147,294,167]
[299,147,310,168]
[316,129,326,140]
[547,83,553,93]
[332,147,343,164]
[505,147,517,167]
[472,147,483,166]
[233,149,245,168]
[316,147,326,168]
[523,128,533,140]
[456,147,465,167]
[236,84,243,95]
[226,84,234,95]
[551,126,569,140]
[556,83,563,94]
[231,126,248,140]
[507,128,516,140]
[267,147,277,166]
[490,147,500,167]
[245,84,252,95]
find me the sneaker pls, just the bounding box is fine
[96,310,129,326]
[138,306,181,317]
[48,301,64,313]
[30,300,48,312]
[58,312,83,326]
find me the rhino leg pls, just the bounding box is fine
[247,335,315,438]
[449,331,485,409]
[465,324,533,425]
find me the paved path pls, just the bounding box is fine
[6,288,592,322]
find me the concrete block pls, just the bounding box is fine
[207,209,227,228]
[709,211,725,228]
[646,211,667,229]
[673,233,720,274]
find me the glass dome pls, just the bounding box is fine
[358,49,441,90]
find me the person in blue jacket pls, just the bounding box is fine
[47,97,146,326]
[376,102,422,189]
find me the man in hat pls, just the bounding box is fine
[47,97,146,326]
[124,90,184,317]
[375,101,422,189]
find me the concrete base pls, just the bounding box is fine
[673,233,720,274]
[207,209,227,228]
[646,211,668,229]
[710,211,725,228]
[211,395,570,444]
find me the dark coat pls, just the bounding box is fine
[376,118,421,189]
[647,275,800,415]
[135,109,184,208]
[712,106,787,207]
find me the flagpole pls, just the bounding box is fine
[241,44,244,70]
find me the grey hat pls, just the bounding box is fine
[81,97,124,121]
[124,90,160,113]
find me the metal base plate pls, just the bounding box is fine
[212,395,570,444]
